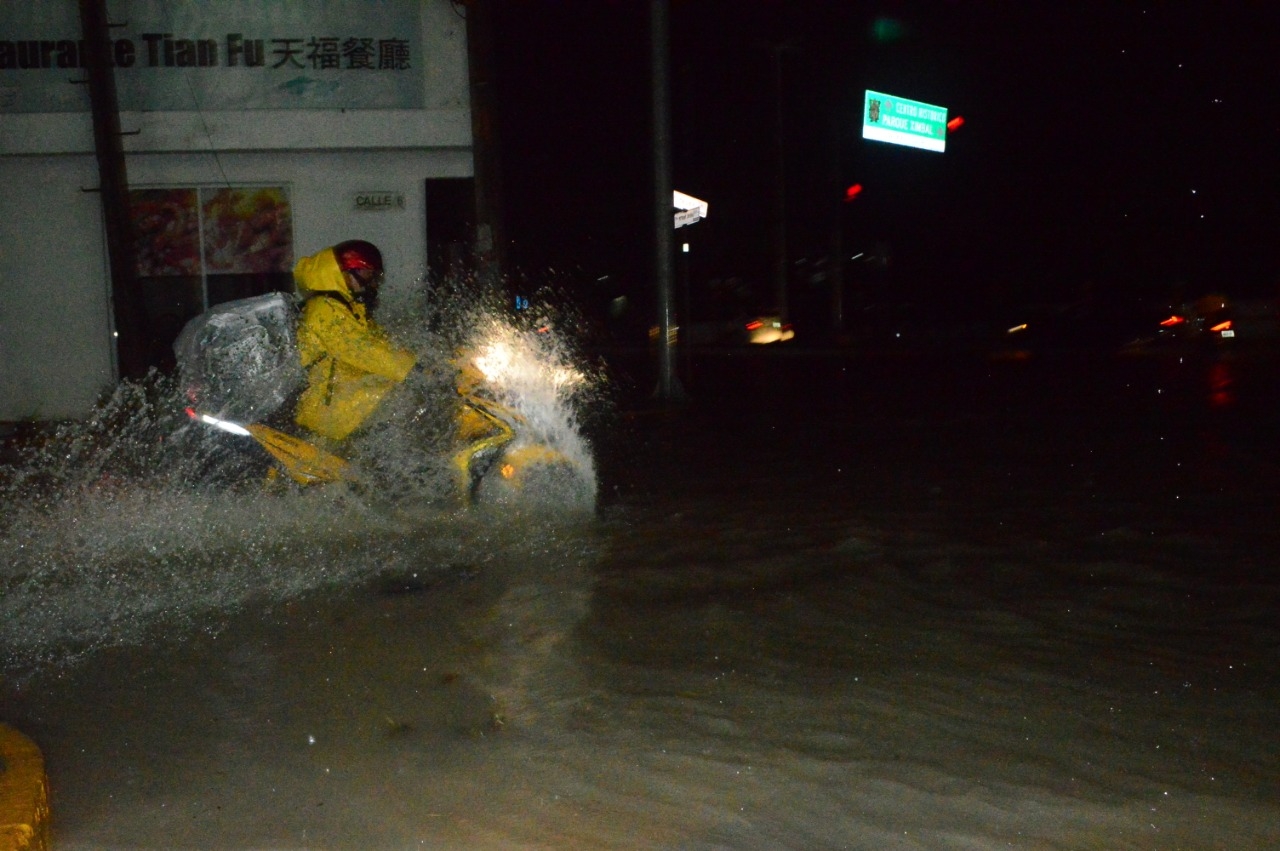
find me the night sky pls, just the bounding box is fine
[488,2,1280,320]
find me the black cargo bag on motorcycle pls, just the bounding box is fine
[173,292,305,421]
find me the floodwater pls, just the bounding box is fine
[3,342,1279,850]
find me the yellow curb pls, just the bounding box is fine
[0,724,49,851]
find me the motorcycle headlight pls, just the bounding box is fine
[473,342,514,383]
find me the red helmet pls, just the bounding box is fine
[333,240,383,274]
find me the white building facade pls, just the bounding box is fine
[0,0,473,420]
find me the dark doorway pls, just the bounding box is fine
[425,177,476,286]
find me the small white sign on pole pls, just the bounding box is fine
[673,190,708,229]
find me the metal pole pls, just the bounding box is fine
[829,102,845,338]
[79,0,147,380]
[651,0,682,400]
[680,240,693,386]
[466,0,506,289]
[769,42,791,324]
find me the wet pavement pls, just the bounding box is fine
[2,343,1279,849]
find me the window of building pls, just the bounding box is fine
[129,185,294,369]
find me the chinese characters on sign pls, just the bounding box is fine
[242,35,412,71]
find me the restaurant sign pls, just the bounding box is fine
[0,0,424,112]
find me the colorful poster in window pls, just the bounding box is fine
[200,187,294,275]
[131,188,200,276]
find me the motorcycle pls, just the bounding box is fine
[176,299,594,506]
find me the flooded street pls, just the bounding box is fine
[3,346,1280,849]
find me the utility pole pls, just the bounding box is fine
[79,0,147,379]
[651,0,683,400]
[466,0,506,288]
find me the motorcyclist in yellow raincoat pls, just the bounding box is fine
[292,240,417,442]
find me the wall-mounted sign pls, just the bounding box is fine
[352,191,405,211]
[862,90,948,153]
[0,0,425,113]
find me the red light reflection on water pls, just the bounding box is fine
[1206,360,1235,408]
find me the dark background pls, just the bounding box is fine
[485,1,1280,334]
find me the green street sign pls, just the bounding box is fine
[862,90,948,153]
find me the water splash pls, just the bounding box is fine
[384,274,604,513]
[0,377,420,675]
[460,314,600,510]
[0,283,603,675]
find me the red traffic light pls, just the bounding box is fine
[946,116,965,132]
[844,183,863,202]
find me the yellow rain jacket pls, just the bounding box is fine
[293,247,417,441]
